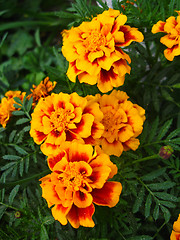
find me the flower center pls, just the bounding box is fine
[50,108,74,132]
[58,162,86,191]
[83,31,106,51]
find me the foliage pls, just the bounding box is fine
[0,0,180,239]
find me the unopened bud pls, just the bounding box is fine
[15,211,21,219]
[159,145,173,159]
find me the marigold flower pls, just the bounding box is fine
[85,90,145,156]
[170,214,180,240]
[0,91,26,128]
[27,77,57,107]
[30,92,104,156]
[39,142,122,228]
[152,11,180,61]
[61,8,144,93]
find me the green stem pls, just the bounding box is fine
[152,221,167,239]
[0,169,50,189]
[132,154,160,164]
[0,201,20,211]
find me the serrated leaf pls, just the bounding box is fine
[16,118,30,125]
[40,225,49,240]
[25,156,29,173]
[23,125,31,132]
[9,185,20,205]
[160,200,176,208]
[160,205,171,222]
[0,205,7,220]
[13,97,22,105]
[9,130,17,143]
[13,103,22,109]
[14,145,28,155]
[156,119,173,140]
[167,128,180,139]
[1,162,16,171]
[19,160,24,177]
[142,168,166,181]
[26,96,33,113]
[133,186,145,213]
[43,216,55,225]
[2,155,21,161]
[145,194,152,218]
[153,204,159,220]
[147,181,176,190]
[154,192,178,202]
[147,117,159,143]
[12,110,24,116]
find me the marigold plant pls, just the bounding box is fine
[85,90,145,156]
[30,92,104,155]
[27,77,57,107]
[61,8,144,93]
[170,214,180,240]
[0,91,26,128]
[152,11,180,61]
[40,142,122,228]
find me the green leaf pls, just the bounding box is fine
[156,119,173,140]
[13,103,22,109]
[153,204,159,220]
[9,185,20,205]
[147,181,176,191]
[147,117,159,143]
[26,97,33,113]
[133,186,145,213]
[19,160,24,177]
[167,128,180,139]
[9,130,17,143]
[154,192,178,202]
[16,118,30,125]
[142,168,166,181]
[40,225,49,240]
[35,28,41,47]
[0,205,7,220]
[43,216,55,225]
[1,162,16,171]
[25,156,29,174]
[172,83,180,88]
[145,194,152,218]
[160,205,171,222]
[160,200,176,208]
[13,97,22,105]
[2,155,21,161]
[14,145,28,155]
[127,236,153,240]
[12,110,25,116]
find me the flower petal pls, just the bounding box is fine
[51,204,71,225]
[92,181,122,207]
[73,190,93,208]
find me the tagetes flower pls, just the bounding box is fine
[86,90,145,157]
[62,8,144,93]
[40,142,122,228]
[30,92,104,155]
[170,214,180,240]
[27,77,57,107]
[0,91,26,128]
[152,11,180,61]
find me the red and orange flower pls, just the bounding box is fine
[30,92,104,155]
[85,90,145,157]
[27,77,57,107]
[170,214,180,240]
[152,11,180,61]
[40,142,122,228]
[61,8,144,93]
[0,91,26,128]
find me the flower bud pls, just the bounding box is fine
[159,145,173,159]
[14,211,21,219]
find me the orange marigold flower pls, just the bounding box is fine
[0,91,26,128]
[61,8,144,93]
[170,214,180,240]
[30,92,104,156]
[39,142,122,228]
[85,90,145,157]
[27,77,57,107]
[152,11,180,61]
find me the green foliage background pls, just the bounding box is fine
[0,0,180,239]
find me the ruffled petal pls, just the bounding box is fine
[51,204,71,225]
[92,181,122,207]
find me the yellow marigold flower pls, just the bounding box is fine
[30,92,104,156]
[27,77,57,107]
[152,11,180,61]
[85,90,145,157]
[170,214,180,240]
[61,8,144,93]
[40,142,122,228]
[0,91,26,128]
